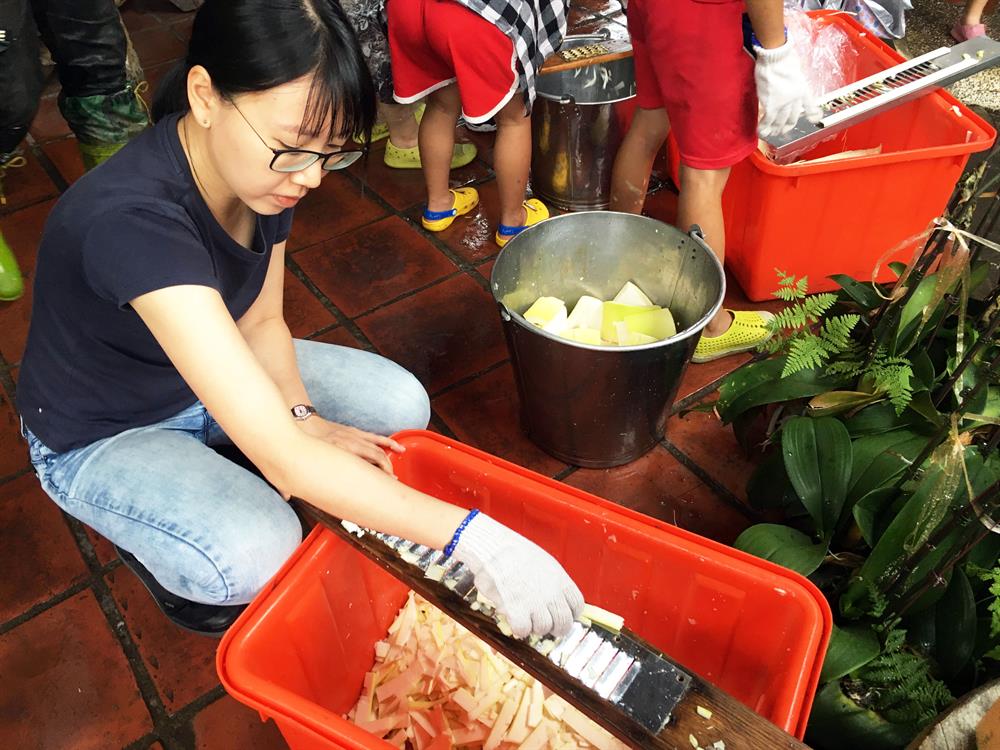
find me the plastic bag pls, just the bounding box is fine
[784,3,859,96]
[794,0,912,39]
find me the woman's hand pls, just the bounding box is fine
[299,417,404,476]
[451,513,584,638]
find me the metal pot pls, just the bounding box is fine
[531,33,637,211]
[491,212,725,467]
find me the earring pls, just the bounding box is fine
[203,120,210,127]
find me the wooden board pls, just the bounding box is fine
[299,503,812,750]
[539,40,633,75]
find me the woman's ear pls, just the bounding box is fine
[186,65,220,128]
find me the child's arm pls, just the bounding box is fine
[744,0,821,137]
[744,0,786,49]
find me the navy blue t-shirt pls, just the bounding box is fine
[18,113,294,453]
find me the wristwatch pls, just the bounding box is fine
[290,404,318,421]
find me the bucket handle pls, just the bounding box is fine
[536,90,575,105]
[688,225,715,254]
[561,30,613,44]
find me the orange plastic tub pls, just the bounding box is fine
[217,431,832,749]
[666,11,996,301]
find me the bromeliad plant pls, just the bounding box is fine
[715,160,1000,749]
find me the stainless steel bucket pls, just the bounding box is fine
[491,212,725,468]
[531,34,636,211]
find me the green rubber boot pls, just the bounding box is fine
[0,230,24,302]
[0,154,26,302]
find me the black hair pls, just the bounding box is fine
[151,0,375,143]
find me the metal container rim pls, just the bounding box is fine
[490,211,727,351]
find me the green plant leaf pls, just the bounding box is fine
[830,274,885,311]
[965,387,1000,430]
[820,624,882,683]
[845,401,926,437]
[717,357,848,424]
[853,487,899,547]
[894,273,940,355]
[805,682,921,750]
[905,567,953,616]
[905,390,946,429]
[935,567,976,679]
[807,391,883,418]
[889,261,908,278]
[733,524,828,576]
[906,605,936,654]
[911,350,937,390]
[745,450,800,513]
[842,448,985,618]
[783,417,853,539]
[959,363,990,416]
[966,532,1000,571]
[848,430,929,504]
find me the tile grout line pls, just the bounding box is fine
[428,358,509,400]
[304,321,341,340]
[341,168,497,296]
[0,579,94,636]
[0,467,33,490]
[659,438,762,523]
[552,465,579,483]
[350,268,467,320]
[427,413,459,440]
[670,376,729,415]
[57,512,180,737]
[284,255,378,351]
[286,212,396,257]
[123,684,229,750]
[25,133,70,194]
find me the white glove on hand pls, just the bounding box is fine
[754,41,822,138]
[451,513,584,639]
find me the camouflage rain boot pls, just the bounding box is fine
[0,153,26,302]
[60,81,150,171]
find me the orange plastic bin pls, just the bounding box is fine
[217,431,832,749]
[666,11,996,301]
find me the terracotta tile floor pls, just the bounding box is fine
[0,2,783,748]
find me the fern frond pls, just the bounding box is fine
[870,360,914,414]
[782,336,831,376]
[820,314,861,352]
[801,293,838,323]
[772,270,809,302]
[826,360,864,377]
[847,621,953,727]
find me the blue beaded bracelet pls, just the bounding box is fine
[443,508,480,558]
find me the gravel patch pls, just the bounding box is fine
[896,0,999,112]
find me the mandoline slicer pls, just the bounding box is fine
[763,36,1000,164]
[299,503,811,750]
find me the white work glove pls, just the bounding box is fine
[450,513,584,639]
[754,40,822,138]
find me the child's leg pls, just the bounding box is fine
[610,107,670,214]
[678,164,733,336]
[420,83,462,213]
[493,95,532,227]
[381,101,420,148]
[962,0,990,24]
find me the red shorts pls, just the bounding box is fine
[388,0,518,123]
[628,0,757,170]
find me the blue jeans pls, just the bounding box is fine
[23,339,430,605]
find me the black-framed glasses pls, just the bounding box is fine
[228,98,365,173]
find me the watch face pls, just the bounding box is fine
[292,404,314,419]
